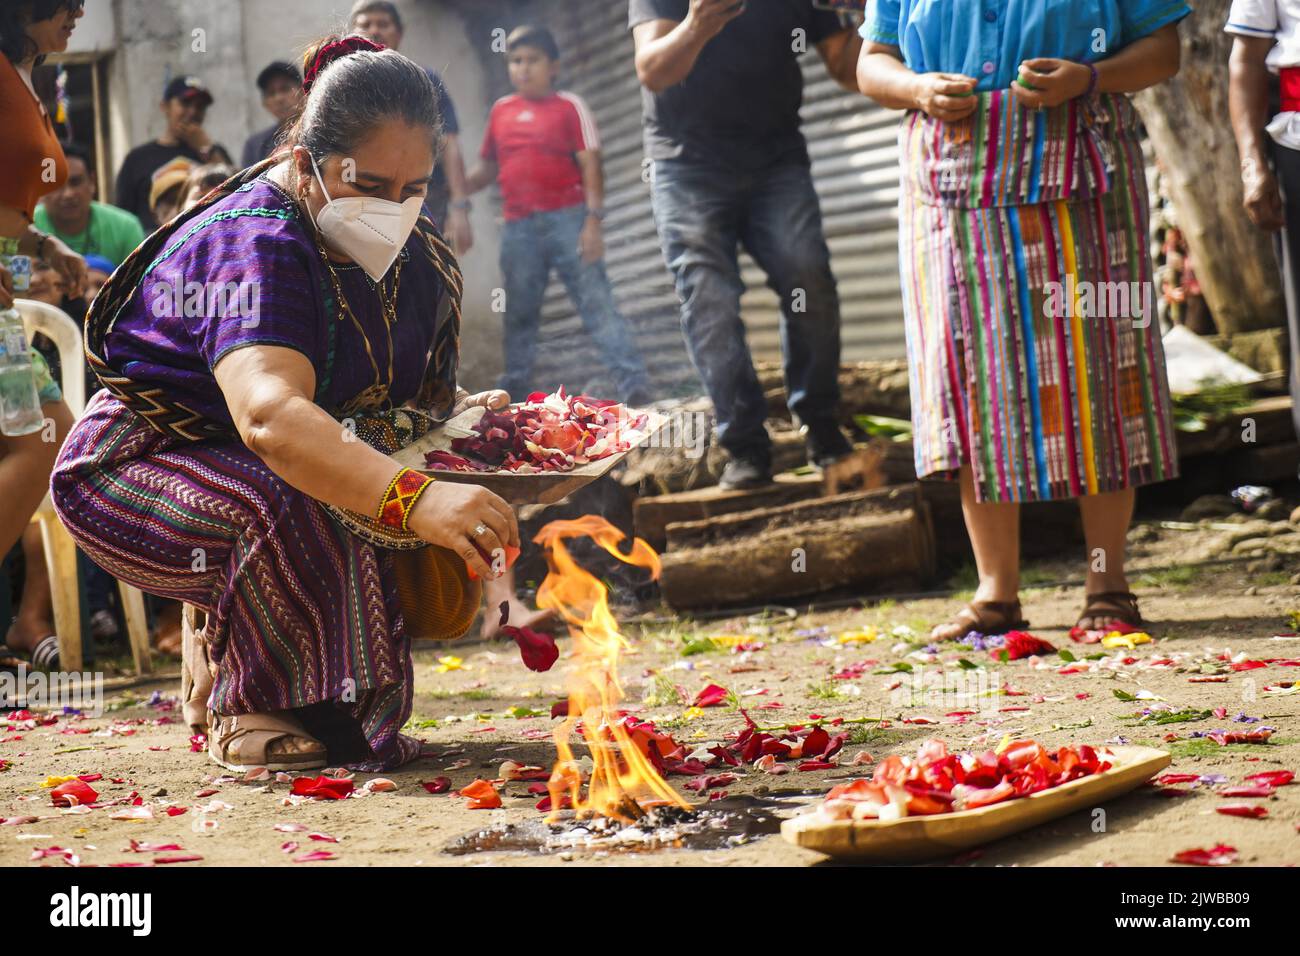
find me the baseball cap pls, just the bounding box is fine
[84,253,117,275]
[163,75,214,106]
[256,60,302,92]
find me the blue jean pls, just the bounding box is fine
[651,158,843,460]
[498,205,649,400]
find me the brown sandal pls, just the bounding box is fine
[1074,591,1145,634]
[208,710,327,773]
[931,600,1028,642]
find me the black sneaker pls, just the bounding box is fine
[719,455,773,490]
[804,427,853,468]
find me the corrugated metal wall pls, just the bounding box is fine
[525,2,910,400]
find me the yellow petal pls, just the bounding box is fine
[837,627,879,645]
[39,775,78,788]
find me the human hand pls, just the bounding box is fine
[686,0,746,41]
[1242,158,1285,232]
[578,217,604,264]
[1011,58,1093,109]
[911,72,978,122]
[42,236,87,299]
[453,388,511,416]
[177,120,213,153]
[407,479,520,580]
[447,207,474,257]
[0,262,12,309]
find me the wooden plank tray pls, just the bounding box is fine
[781,745,1170,863]
[390,407,669,507]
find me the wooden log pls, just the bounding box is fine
[1230,442,1300,485]
[1173,396,1296,458]
[666,483,925,551]
[660,509,931,610]
[633,473,827,551]
[757,360,913,423]
[917,480,1084,564]
[659,485,935,610]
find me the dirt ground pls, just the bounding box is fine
[3,517,1298,868]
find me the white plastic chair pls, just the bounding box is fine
[15,299,152,675]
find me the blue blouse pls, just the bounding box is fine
[862,0,1192,91]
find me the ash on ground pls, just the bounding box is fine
[444,795,798,857]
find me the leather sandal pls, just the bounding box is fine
[1074,590,1145,634]
[931,600,1028,642]
[208,710,328,773]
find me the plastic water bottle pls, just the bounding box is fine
[0,255,43,437]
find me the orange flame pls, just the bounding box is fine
[535,516,690,823]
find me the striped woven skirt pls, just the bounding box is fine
[898,91,1179,503]
[50,391,421,771]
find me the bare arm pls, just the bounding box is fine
[441,133,474,255]
[857,42,978,121]
[576,149,606,264]
[464,157,498,195]
[441,134,470,201]
[576,150,605,211]
[632,0,744,93]
[214,344,519,577]
[1230,34,1285,231]
[817,29,864,94]
[1094,23,1182,93]
[1014,23,1183,109]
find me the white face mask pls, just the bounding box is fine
[307,156,424,282]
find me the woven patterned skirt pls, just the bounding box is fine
[898,92,1179,503]
[50,391,421,771]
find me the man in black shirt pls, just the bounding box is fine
[631,0,862,489]
[241,61,303,168]
[349,0,473,254]
[114,75,232,231]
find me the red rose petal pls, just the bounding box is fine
[1243,770,1293,788]
[693,683,729,708]
[504,625,559,673]
[290,776,354,800]
[50,780,98,808]
[1171,844,1239,866]
[421,777,452,794]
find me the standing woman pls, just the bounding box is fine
[0,0,85,668]
[857,1,1190,641]
[51,35,519,772]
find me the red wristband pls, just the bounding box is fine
[377,468,435,532]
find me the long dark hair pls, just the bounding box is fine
[286,33,442,168]
[0,0,78,65]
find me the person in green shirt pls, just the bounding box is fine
[35,141,145,267]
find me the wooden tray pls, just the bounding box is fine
[780,745,1170,863]
[390,408,669,507]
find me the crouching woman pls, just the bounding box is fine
[51,35,518,771]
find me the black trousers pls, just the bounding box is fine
[1270,139,1300,442]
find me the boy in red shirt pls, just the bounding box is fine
[468,25,651,405]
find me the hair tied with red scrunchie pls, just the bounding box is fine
[302,35,385,95]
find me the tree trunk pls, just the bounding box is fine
[1133,0,1284,334]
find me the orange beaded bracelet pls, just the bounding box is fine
[377,468,435,532]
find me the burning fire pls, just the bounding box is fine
[535,516,690,823]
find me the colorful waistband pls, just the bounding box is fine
[899,91,1142,210]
